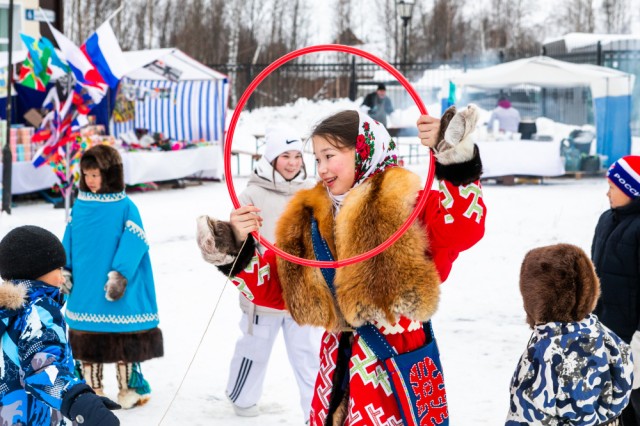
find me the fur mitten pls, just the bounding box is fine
[196,215,245,265]
[434,104,479,165]
[61,269,73,295]
[105,271,127,301]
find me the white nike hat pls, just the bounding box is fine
[263,125,304,162]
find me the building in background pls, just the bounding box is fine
[0,0,63,52]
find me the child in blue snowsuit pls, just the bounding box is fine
[0,225,120,425]
[63,144,163,409]
[507,244,633,426]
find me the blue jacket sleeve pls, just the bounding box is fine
[111,201,150,281]
[19,298,83,410]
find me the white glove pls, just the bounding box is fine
[434,104,479,165]
[631,331,640,389]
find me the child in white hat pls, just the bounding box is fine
[220,124,322,419]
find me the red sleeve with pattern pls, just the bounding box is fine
[420,179,486,282]
[230,249,286,310]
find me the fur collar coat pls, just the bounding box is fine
[275,166,441,330]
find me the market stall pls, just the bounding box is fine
[452,56,635,171]
[111,48,228,180]
[1,47,229,197]
[1,145,222,195]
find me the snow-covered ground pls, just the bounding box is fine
[0,157,612,425]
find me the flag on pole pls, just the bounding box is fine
[49,25,108,103]
[81,21,128,88]
[19,34,48,76]
[38,36,70,73]
[16,54,51,91]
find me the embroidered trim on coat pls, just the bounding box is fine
[78,191,126,202]
[125,220,149,245]
[66,310,159,325]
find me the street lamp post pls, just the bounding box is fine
[397,0,415,66]
[2,0,14,214]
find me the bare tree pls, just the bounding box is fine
[559,0,596,33]
[416,0,467,61]
[375,0,397,62]
[146,0,154,48]
[334,0,353,44]
[156,0,174,48]
[601,0,630,33]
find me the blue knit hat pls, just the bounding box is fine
[607,156,640,199]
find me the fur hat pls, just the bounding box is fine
[0,226,67,280]
[607,155,640,199]
[263,125,304,163]
[519,243,600,328]
[79,144,125,193]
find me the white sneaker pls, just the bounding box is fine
[231,403,259,417]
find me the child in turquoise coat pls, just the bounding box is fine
[62,145,163,409]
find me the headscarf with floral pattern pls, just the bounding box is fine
[328,111,399,212]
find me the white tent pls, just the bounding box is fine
[451,56,635,163]
[112,48,228,144]
[452,56,632,97]
[121,48,227,81]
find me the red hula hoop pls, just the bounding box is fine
[224,44,435,268]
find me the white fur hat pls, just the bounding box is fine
[263,125,304,162]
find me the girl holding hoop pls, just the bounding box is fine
[197,106,486,425]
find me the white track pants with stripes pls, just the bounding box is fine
[226,310,322,417]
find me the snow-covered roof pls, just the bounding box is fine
[122,48,227,81]
[543,32,640,52]
[452,56,634,98]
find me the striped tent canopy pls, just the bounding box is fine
[111,48,228,143]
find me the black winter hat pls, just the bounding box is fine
[0,226,67,280]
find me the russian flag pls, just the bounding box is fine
[49,26,108,103]
[81,21,127,89]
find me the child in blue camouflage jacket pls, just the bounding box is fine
[0,226,120,426]
[507,243,633,426]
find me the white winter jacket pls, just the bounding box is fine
[237,157,316,317]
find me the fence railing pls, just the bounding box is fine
[210,44,640,135]
[545,41,640,135]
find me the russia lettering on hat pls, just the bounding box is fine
[607,155,640,199]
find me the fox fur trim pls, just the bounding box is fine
[0,281,27,310]
[520,243,600,328]
[275,167,440,331]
